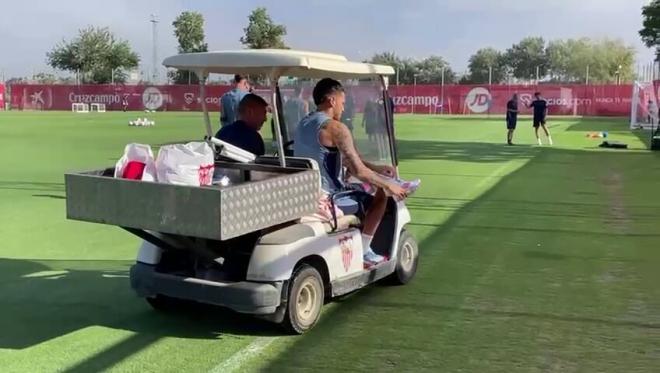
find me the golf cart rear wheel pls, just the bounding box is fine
[386,229,419,285]
[282,264,324,334]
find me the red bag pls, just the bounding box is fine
[122,161,146,179]
[114,143,157,182]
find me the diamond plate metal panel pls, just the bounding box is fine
[220,170,319,239]
[67,167,320,241]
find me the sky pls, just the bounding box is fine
[0,0,654,81]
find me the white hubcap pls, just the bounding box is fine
[296,277,321,326]
[400,242,415,272]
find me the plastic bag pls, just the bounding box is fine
[155,142,215,186]
[114,143,157,181]
[301,192,344,224]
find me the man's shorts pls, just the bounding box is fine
[335,190,372,216]
[506,119,517,130]
[533,117,546,127]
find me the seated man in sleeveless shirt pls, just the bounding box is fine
[293,78,407,266]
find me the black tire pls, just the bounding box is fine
[282,264,324,334]
[385,229,419,285]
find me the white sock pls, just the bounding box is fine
[537,138,542,145]
[548,136,553,145]
[362,234,373,253]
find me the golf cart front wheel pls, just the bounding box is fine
[386,229,419,285]
[282,264,324,334]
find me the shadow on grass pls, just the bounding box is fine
[6,144,659,372]
[563,118,630,132]
[32,194,66,200]
[0,258,281,370]
[261,146,660,372]
[565,118,655,149]
[0,180,64,193]
[396,139,537,163]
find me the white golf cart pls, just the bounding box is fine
[65,49,419,334]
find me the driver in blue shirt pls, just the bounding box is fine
[215,94,267,156]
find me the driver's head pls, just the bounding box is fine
[234,74,250,92]
[238,93,268,130]
[313,78,345,121]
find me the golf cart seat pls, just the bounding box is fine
[259,215,360,245]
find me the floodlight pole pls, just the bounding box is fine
[586,65,590,85]
[440,67,445,115]
[413,74,418,114]
[150,14,159,83]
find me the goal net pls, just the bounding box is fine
[630,81,658,130]
[72,103,89,113]
[90,103,106,112]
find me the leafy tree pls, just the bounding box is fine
[367,52,455,84]
[503,37,547,81]
[416,56,456,84]
[240,7,288,49]
[547,38,635,83]
[170,11,209,84]
[47,26,139,84]
[640,0,660,60]
[467,48,507,84]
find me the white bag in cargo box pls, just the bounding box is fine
[155,142,215,186]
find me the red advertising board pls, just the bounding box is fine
[389,84,633,116]
[9,83,635,117]
[0,84,5,111]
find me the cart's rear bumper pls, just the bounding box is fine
[130,263,283,315]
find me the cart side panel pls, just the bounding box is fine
[220,170,319,239]
[65,168,320,241]
[65,171,223,240]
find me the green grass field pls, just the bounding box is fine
[1,111,659,372]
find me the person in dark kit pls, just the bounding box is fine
[340,89,355,131]
[506,93,519,145]
[648,99,658,126]
[527,91,553,146]
[122,95,129,112]
[362,99,380,143]
[215,94,267,156]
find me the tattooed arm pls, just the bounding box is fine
[322,120,405,198]
[342,146,394,177]
[362,158,395,177]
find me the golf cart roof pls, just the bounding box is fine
[163,49,395,80]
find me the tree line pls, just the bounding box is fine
[29,4,660,85]
[369,37,636,85]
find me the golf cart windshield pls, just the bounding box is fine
[163,49,396,167]
[278,78,395,167]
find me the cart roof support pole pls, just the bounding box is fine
[198,72,213,141]
[271,78,286,167]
